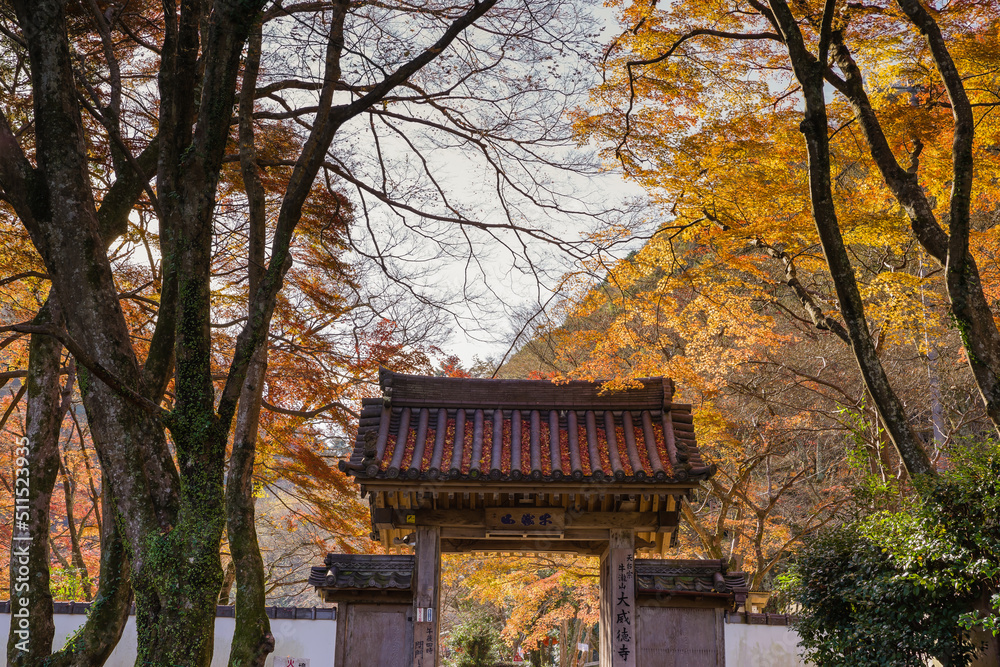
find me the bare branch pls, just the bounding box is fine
[261,398,358,420]
[0,383,27,433]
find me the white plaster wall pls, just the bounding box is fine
[724,621,813,667]
[4,610,818,666]
[1,613,335,667]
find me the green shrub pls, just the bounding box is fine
[787,524,975,666]
[784,440,1000,667]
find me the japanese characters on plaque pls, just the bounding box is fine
[484,508,565,534]
[413,621,436,666]
[614,554,634,665]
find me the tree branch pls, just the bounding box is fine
[817,0,837,67]
[618,29,782,157]
[9,323,169,421]
[261,398,358,420]
[217,0,499,428]
[0,107,41,226]
[0,271,49,287]
[753,238,850,343]
[0,383,27,434]
[828,36,949,263]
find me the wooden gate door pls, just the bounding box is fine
[636,607,725,667]
[335,603,413,667]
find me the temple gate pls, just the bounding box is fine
[311,370,746,666]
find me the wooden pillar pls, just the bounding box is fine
[600,529,635,667]
[413,526,441,667]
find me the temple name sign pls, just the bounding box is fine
[484,508,565,536]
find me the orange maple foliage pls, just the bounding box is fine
[509,0,1000,589]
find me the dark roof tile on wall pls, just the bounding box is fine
[339,370,715,486]
[308,554,414,591]
[635,559,749,600]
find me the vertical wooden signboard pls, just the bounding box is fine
[600,529,636,667]
[413,526,441,667]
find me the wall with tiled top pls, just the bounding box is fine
[0,605,335,667]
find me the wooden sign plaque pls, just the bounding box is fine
[484,508,565,535]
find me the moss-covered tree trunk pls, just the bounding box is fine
[1,0,500,662]
[5,0,249,661]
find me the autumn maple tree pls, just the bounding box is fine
[576,0,1000,483]
[482,0,1000,597]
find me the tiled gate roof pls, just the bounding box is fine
[308,554,414,591]
[635,559,748,597]
[340,370,715,486]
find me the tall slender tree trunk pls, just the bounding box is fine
[568,616,584,667]
[6,296,135,667]
[226,349,274,666]
[58,442,93,600]
[7,298,64,666]
[828,11,1000,437]
[226,17,274,666]
[218,560,236,605]
[768,0,932,478]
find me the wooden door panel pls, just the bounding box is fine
[637,607,722,667]
[344,604,411,667]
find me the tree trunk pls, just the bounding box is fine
[226,347,274,666]
[768,0,932,478]
[218,560,236,606]
[568,617,584,667]
[3,0,502,662]
[7,0,257,663]
[828,20,1000,437]
[43,479,133,667]
[7,299,64,666]
[58,446,93,600]
[559,619,568,667]
[226,17,274,667]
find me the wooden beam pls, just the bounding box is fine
[570,511,659,530]
[601,529,636,667]
[373,507,396,531]
[363,480,700,496]
[319,589,413,605]
[656,509,679,533]
[440,539,605,556]
[384,508,668,531]
[413,526,440,667]
[437,526,613,541]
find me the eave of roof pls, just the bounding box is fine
[634,558,749,597]
[340,371,715,488]
[308,554,414,591]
